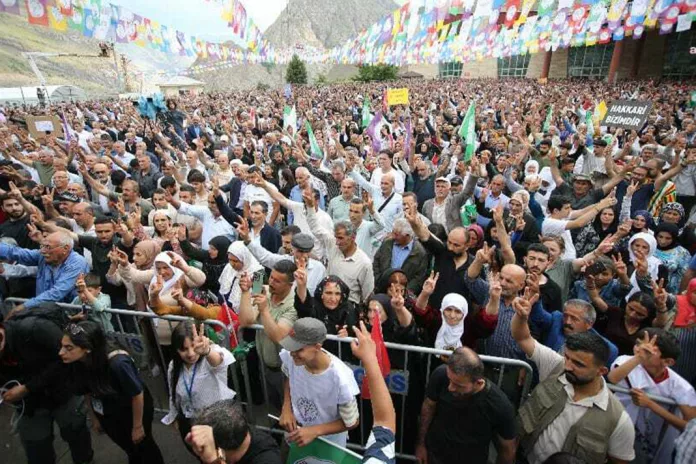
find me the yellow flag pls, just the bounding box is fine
[48,5,68,31]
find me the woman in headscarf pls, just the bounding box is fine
[508,190,541,261]
[178,235,232,294]
[524,159,539,178]
[623,233,667,299]
[658,201,696,253]
[375,268,418,312]
[107,239,160,311]
[363,293,418,348]
[119,251,206,358]
[218,241,264,313]
[654,223,691,294]
[295,272,357,347]
[574,205,619,258]
[434,293,469,352]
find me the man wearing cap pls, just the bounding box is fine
[573,138,613,189]
[240,223,326,295]
[548,148,628,210]
[422,176,451,231]
[278,318,360,448]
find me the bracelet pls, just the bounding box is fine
[204,347,212,356]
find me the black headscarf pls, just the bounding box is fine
[313,275,355,330]
[655,222,681,251]
[208,236,232,265]
[592,206,618,240]
[365,294,397,340]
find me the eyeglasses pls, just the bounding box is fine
[40,243,60,251]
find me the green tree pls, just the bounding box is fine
[315,73,328,86]
[353,64,398,82]
[286,54,308,85]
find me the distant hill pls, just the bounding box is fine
[264,0,396,49]
[0,12,191,97]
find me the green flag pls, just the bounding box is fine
[283,105,297,133]
[690,91,696,108]
[458,101,476,162]
[305,120,323,160]
[361,98,371,128]
[543,104,553,132]
[286,437,361,464]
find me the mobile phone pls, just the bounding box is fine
[252,271,264,294]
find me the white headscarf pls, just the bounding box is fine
[536,166,557,210]
[219,241,264,311]
[525,160,540,176]
[627,233,661,299]
[435,293,469,351]
[150,252,184,296]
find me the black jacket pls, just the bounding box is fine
[2,316,74,411]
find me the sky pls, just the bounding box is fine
[111,0,288,40]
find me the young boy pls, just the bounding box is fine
[278,317,360,448]
[71,273,114,333]
[608,328,696,464]
[571,256,631,309]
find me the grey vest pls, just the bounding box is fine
[517,363,624,464]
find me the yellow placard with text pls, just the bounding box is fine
[386,88,409,106]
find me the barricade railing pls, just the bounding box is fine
[243,324,534,462]
[4,299,682,462]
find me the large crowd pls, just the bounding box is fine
[1,77,696,464]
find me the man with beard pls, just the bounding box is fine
[415,347,517,464]
[511,294,634,464]
[0,195,36,249]
[523,243,563,314]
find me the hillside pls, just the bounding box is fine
[264,0,396,49]
[0,12,191,97]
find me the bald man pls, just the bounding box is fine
[288,166,326,224]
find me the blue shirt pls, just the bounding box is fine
[528,301,619,366]
[391,240,413,270]
[0,244,90,309]
[571,279,630,308]
[288,185,325,225]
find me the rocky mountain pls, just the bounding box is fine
[264,0,396,49]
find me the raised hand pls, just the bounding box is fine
[652,278,668,308]
[422,270,439,295]
[633,330,659,363]
[475,242,495,264]
[350,321,377,362]
[191,323,212,356]
[149,274,164,296]
[489,272,502,299]
[597,234,616,254]
[390,282,405,311]
[612,254,627,277]
[302,188,316,209]
[166,251,187,270]
[617,220,632,237]
[626,180,639,196]
[293,258,308,289]
[235,219,250,242]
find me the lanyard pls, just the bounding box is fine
[182,362,199,402]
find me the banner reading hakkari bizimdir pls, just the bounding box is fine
[601,100,653,131]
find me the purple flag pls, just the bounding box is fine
[0,0,21,15]
[366,111,383,154]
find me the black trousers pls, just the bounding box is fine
[96,390,164,464]
[18,395,93,464]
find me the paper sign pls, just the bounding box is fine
[25,115,65,139]
[386,88,409,106]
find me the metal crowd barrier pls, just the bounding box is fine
[243,324,535,462]
[3,299,683,462]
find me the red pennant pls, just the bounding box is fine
[216,303,240,348]
[361,310,391,399]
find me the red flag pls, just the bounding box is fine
[361,310,391,399]
[216,303,240,348]
[26,0,49,26]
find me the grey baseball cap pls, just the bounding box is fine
[291,233,315,252]
[280,318,327,352]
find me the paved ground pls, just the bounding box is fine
[0,372,199,464]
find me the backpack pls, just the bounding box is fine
[10,302,74,330]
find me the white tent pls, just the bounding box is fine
[0,85,87,105]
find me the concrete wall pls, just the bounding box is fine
[461,57,499,78]
[615,31,666,79]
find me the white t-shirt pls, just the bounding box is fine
[612,355,696,463]
[243,183,277,223]
[542,217,577,259]
[370,167,405,194]
[280,349,360,447]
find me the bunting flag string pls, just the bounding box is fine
[3,0,695,69]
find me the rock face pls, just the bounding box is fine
[264,0,395,49]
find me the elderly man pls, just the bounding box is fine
[131,152,162,199]
[474,174,510,228]
[422,169,478,232]
[6,148,55,185]
[526,298,619,366]
[288,166,326,224]
[348,161,403,235]
[0,231,90,314]
[327,178,356,223]
[372,218,428,293]
[411,159,436,207]
[305,192,374,305]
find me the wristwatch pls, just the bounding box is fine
[204,448,225,464]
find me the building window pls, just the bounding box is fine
[497,55,531,78]
[663,29,696,78]
[567,43,614,78]
[439,62,463,79]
